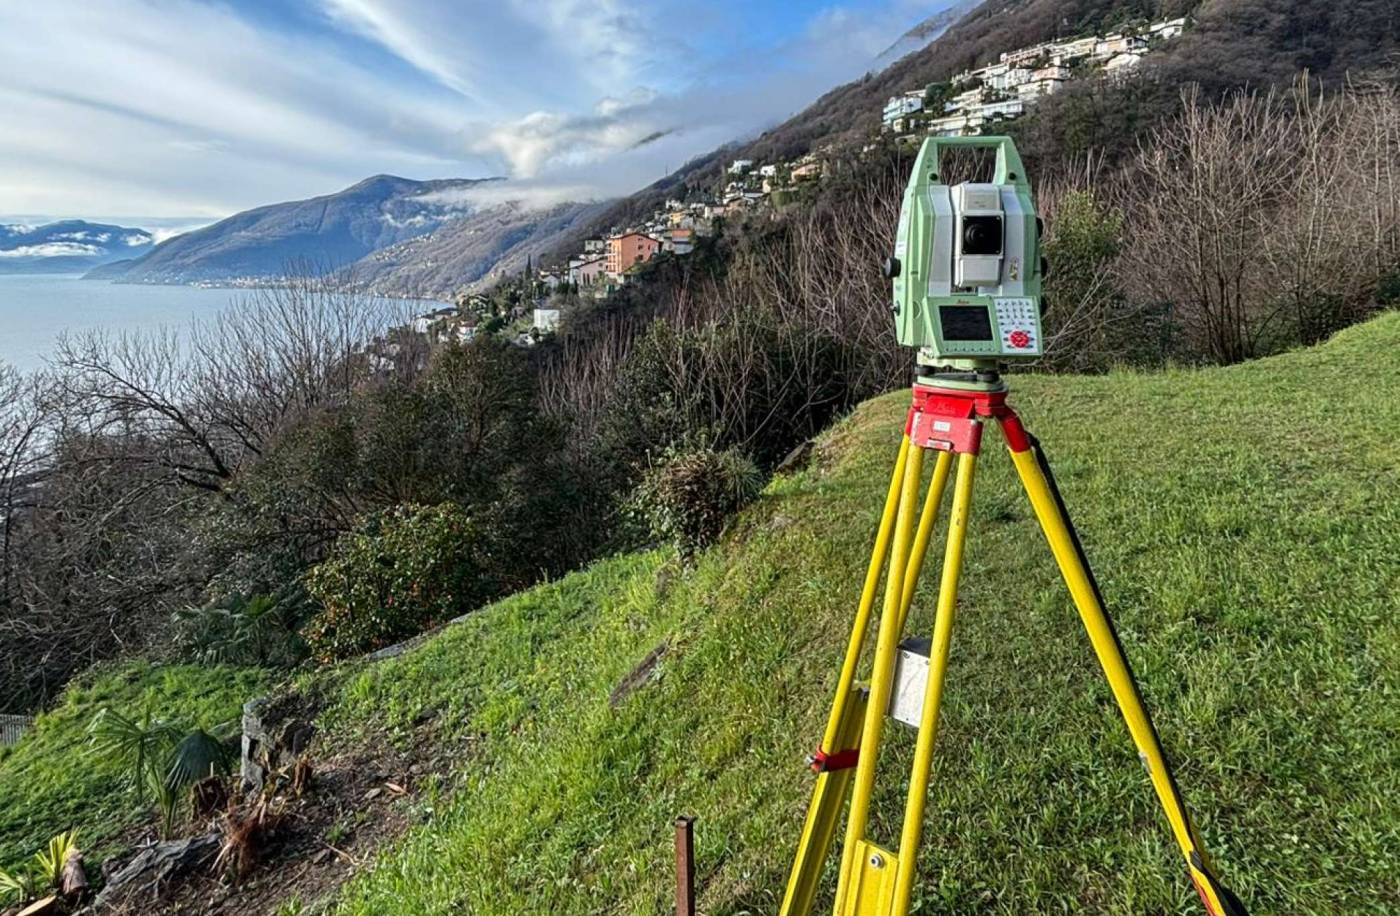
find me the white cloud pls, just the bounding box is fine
[0,242,104,258]
[149,226,198,244]
[0,0,493,217]
[318,0,678,108]
[417,181,601,212]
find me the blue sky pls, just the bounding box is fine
[0,0,955,228]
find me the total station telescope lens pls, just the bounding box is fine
[961,216,1003,256]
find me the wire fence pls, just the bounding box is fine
[0,714,33,746]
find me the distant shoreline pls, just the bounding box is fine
[0,274,448,373]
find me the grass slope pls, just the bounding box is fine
[0,662,268,872]
[321,315,1395,914]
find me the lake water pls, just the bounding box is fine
[0,274,443,372]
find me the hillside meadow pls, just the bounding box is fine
[3,314,1396,914]
[314,314,1400,914]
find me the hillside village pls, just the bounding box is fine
[884,16,1187,137]
[402,148,836,346]
[403,15,1191,348]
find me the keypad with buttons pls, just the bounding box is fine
[994,298,1040,355]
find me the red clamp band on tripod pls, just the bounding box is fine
[809,747,859,773]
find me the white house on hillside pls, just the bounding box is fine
[1105,53,1144,78]
[882,90,925,127]
[533,307,561,333]
[1150,17,1187,40]
[568,254,607,287]
[411,306,456,334]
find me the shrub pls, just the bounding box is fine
[631,447,764,561]
[1378,267,1400,307]
[172,590,310,668]
[302,503,495,661]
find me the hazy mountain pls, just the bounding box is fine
[876,0,982,63]
[89,175,500,284]
[342,199,612,297]
[0,220,153,274]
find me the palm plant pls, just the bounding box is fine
[32,830,78,888]
[90,706,237,837]
[167,727,236,788]
[158,728,236,836]
[88,705,181,803]
[172,590,310,667]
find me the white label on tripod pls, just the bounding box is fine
[933,420,951,432]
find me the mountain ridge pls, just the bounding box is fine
[341,199,612,298]
[88,175,504,285]
[876,0,982,62]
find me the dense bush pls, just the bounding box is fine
[630,447,764,561]
[1037,188,1182,369]
[302,503,498,661]
[171,589,311,668]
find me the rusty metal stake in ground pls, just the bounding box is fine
[674,815,696,916]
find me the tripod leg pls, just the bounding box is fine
[822,436,910,754]
[895,449,954,636]
[1000,419,1248,916]
[782,687,869,916]
[781,436,909,916]
[834,443,927,914]
[891,449,977,915]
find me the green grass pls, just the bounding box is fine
[0,662,268,872]
[312,313,1400,914]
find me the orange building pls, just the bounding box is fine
[606,232,661,277]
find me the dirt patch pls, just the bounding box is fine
[95,724,474,915]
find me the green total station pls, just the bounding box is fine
[886,136,1045,372]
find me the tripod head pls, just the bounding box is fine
[884,136,1045,388]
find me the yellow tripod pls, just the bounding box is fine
[780,380,1247,916]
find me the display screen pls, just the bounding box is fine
[939,305,994,341]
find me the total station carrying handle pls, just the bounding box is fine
[915,135,1030,190]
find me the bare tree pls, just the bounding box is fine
[1,278,411,710]
[0,364,48,612]
[1117,82,1400,362]
[52,276,406,494]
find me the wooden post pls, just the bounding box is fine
[674,815,696,916]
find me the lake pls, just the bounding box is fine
[0,274,444,372]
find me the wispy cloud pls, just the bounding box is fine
[0,0,958,222]
[0,242,104,258]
